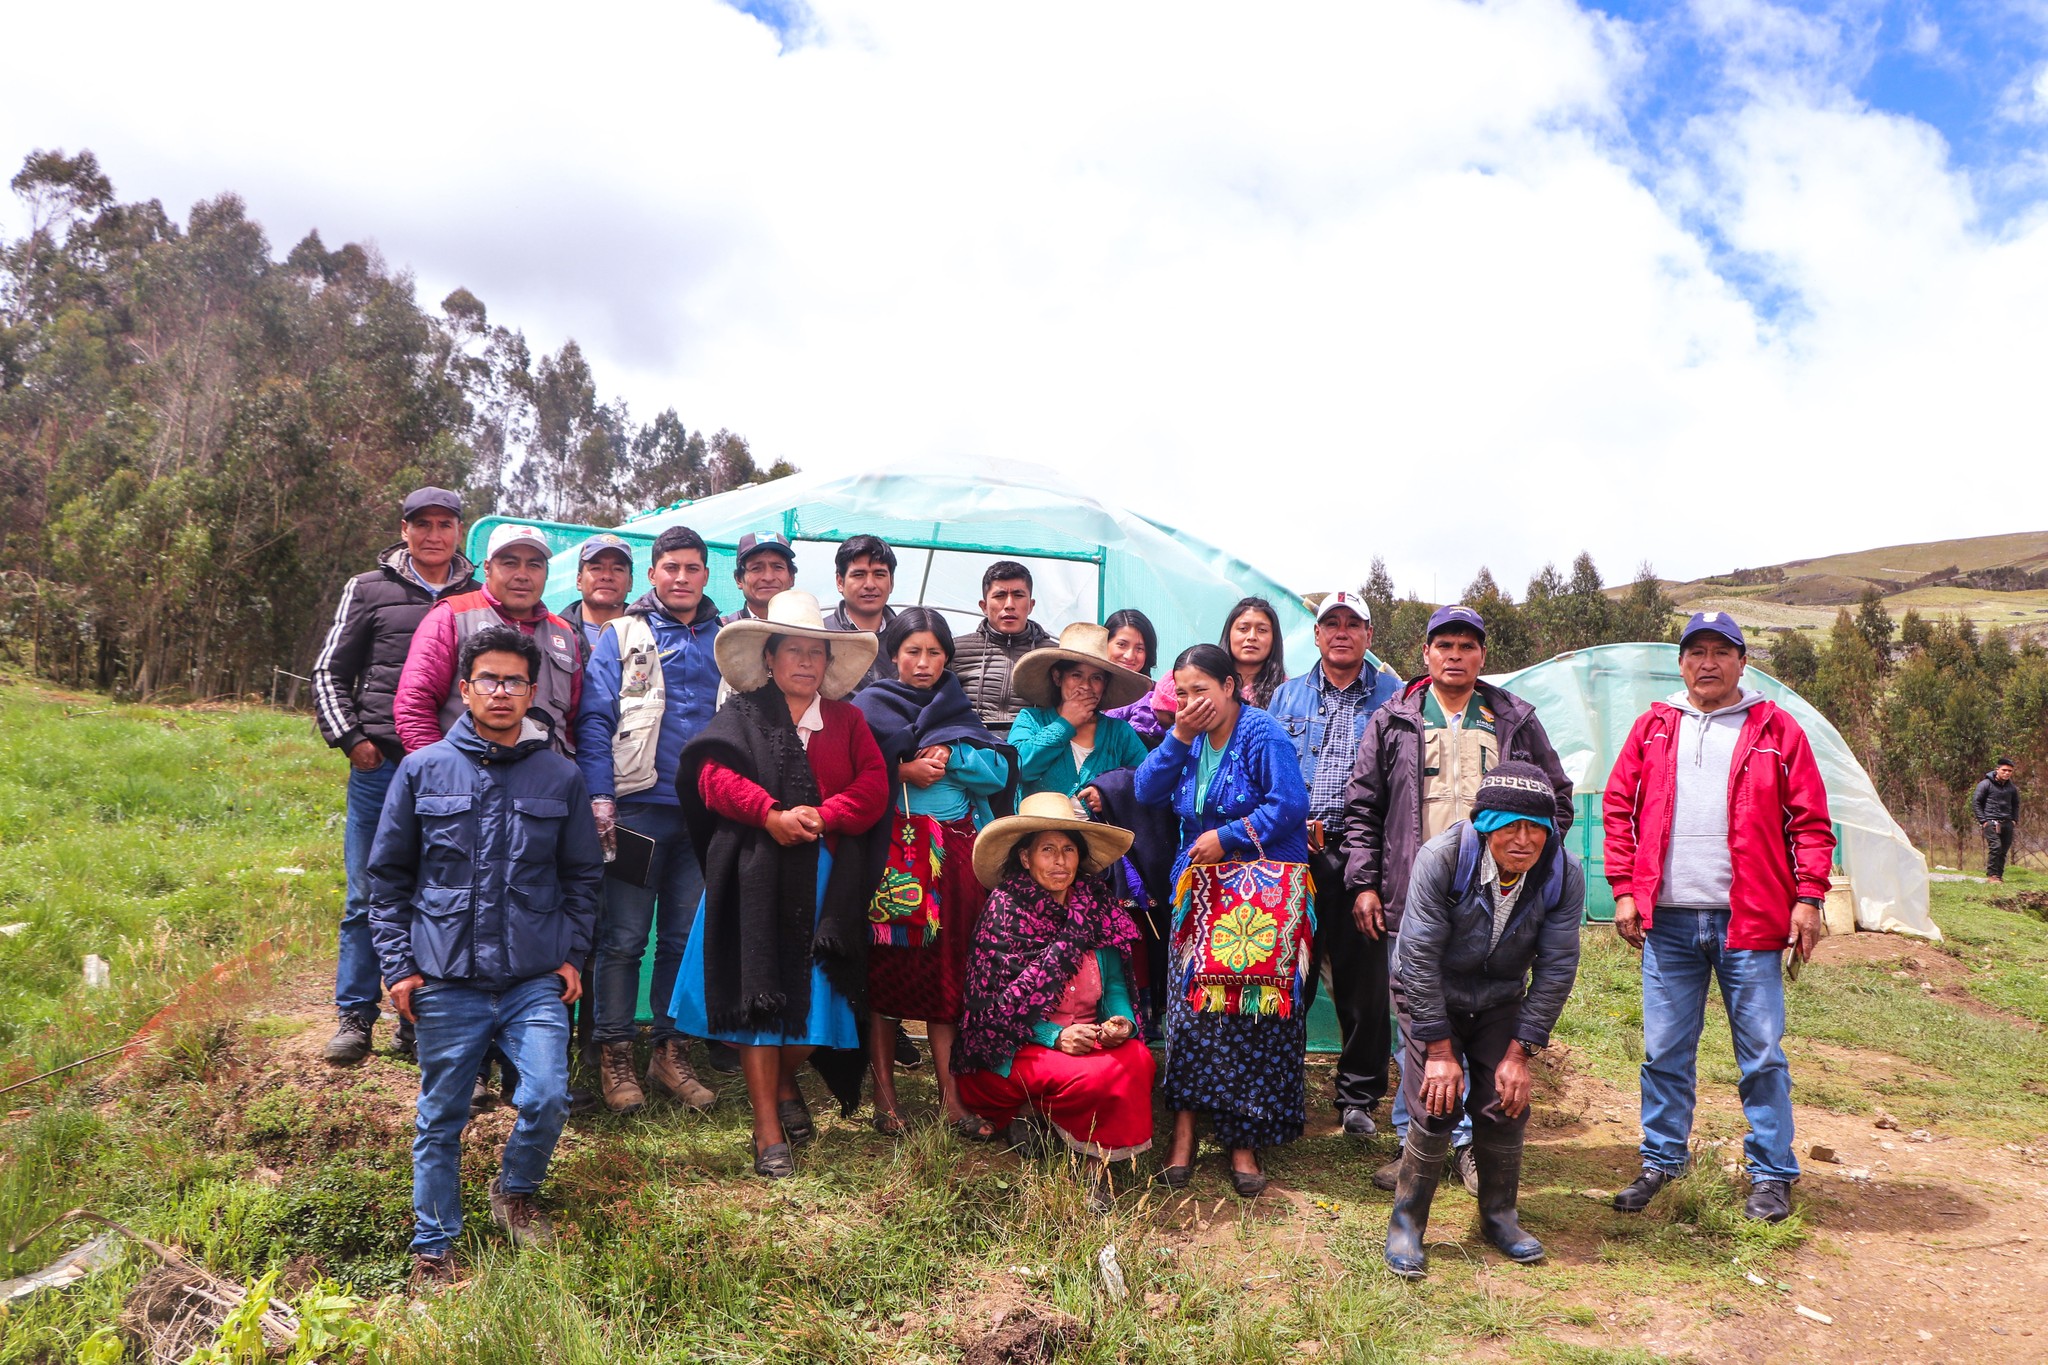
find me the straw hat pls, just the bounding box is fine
[1010,623,1153,712]
[971,791,1136,889]
[713,590,878,700]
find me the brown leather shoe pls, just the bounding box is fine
[647,1038,717,1111]
[408,1251,459,1293]
[599,1042,646,1114]
[488,1177,555,1249]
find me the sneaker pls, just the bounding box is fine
[1452,1143,1480,1196]
[1340,1106,1378,1138]
[894,1025,922,1069]
[646,1039,717,1111]
[599,1042,646,1115]
[1613,1167,1675,1213]
[488,1177,554,1248]
[1372,1156,1401,1192]
[408,1251,458,1293]
[1744,1179,1793,1223]
[322,1014,374,1067]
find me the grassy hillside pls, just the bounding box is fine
[1778,530,2048,584]
[0,673,343,1080]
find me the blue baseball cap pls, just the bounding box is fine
[1426,604,1487,642]
[576,532,633,566]
[735,531,795,567]
[1680,610,1746,653]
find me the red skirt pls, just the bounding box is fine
[867,816,985,1024]
[958,1041,1156,1159]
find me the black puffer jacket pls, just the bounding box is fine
[1337,677,1574,934]
[311,544,478,761]
[1393,823,1585,1048]
[1971,773,2020,824]
[949,618,1056,734]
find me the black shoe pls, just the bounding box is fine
[777,1097,816,1146]
[1341,1106,1378,1138]
[470,1074,495,1117]
[1452,1143,1480,1196]
[1472,1137,1544,1264]
[1372,1156,1402,1192]
[1613,1167,1675,1213]
[753,1140,795,1180]
[392,1017,416,1059]
[1384,1131,1451,1280]
[1152,1163,1192,1190]
[323,1014,374,1066]
[894,1025,922,1069]
[1744,1179,1793,1223]
[1228,1162,1269,1198]
[704,1040,742,1074]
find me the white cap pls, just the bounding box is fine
[485,524,552,560]
[1315,590,1372,626]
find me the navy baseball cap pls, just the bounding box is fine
[735,531,795,567]
[577,532,634,566]
[401,486,463,520]
[1680,610,1746,653]
[1426,604,1487,642]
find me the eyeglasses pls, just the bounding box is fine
[464,677,533,696]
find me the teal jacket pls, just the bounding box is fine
[1009,707,1149,798]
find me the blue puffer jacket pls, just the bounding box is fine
[369,714,604,991]
[1268,662,1401,812]
[1392,822,1585,1048]
[573,591,722,805]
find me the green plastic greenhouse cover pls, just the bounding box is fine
[466,457,1328,667]
[1492,643,1936,940]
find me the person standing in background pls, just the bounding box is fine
[1973,758,2021,883]
[562,534,634,657]
[951,561,1056,736]
[723,532,797,625]
[311,486,476,1066]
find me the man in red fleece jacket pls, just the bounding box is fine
[1602,612,1833,1225]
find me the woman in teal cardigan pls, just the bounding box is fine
[1008,623,1154,807]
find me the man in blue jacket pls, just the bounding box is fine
[574,524,723,1114]
[1270,591,1402,1139]
[369,625,603,1290]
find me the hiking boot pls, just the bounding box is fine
[1473,1135,1544,1264]
[408,1251,458,1293]
[488,1177,554,1249]
[1373,1155,1402,1192]
[1384,1129,1451,1280]
[600,1042,646,1114]
[1613,1167,1675,1213]
[1744,1179,1793,1223]
[392,1016,416,1059]
[322,1014,374,1066]
[647,1038,717,1111]
[1452,1142,1480,1196]
[1341,1106,1378,1138]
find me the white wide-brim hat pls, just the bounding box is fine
[1010,623,1153,712]
[713,590,878,700]
[971,791,1136,889]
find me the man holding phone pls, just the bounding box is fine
[574,525,724,1114]
[368,625,603,1289]
[1603,612,1834,1224]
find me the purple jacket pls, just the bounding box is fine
[1103,694,1166,747]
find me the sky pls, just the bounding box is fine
[3,0,2046,600]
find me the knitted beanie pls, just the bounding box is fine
[1473,760,1555,822]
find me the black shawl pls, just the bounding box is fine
[853,673,1019,817]
[954,871,1141,1075]
[676,683,884,1035]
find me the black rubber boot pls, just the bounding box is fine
[1473,1134,1544,1264]
[1383,1129,1451,1280]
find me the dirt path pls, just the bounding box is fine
[166,932,2048,1365]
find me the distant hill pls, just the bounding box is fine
[1654,530,2048,643]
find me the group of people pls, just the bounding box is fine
[312,489,1842,1289]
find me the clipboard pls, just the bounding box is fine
[607,827,657,888]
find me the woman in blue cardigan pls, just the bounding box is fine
[1134,643,1312,1197]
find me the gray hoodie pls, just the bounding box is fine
[1656,685,1765,910]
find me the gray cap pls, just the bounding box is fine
[401,486,463,520]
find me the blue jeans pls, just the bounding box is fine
[1639,907,1798,1183]
[593,802,703,1044]
[410,974,571,1255]
[339,762,397,1020]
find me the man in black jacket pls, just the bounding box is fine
[1973,758,2021,883]
[950,560,1056,736]
[311,487,477,1065]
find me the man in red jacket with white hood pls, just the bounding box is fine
[1603,612,1833,1224]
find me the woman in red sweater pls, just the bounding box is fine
[671,592,889,1179]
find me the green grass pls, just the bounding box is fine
[5,677,2048,1361]
[0,673,343,1075]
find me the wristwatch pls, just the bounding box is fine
[1513,1038,1545,1055]
[1795,895,1823,910]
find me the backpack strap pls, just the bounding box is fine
[1451,822,1481,901]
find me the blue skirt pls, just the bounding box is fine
[670,846,859,1049]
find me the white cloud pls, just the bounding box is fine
[2,0,2045,601]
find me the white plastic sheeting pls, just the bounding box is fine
[1493,644,1937,940]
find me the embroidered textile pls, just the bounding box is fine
[1173,859,1315,1017]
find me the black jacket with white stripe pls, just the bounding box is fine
[311,544,477,761]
